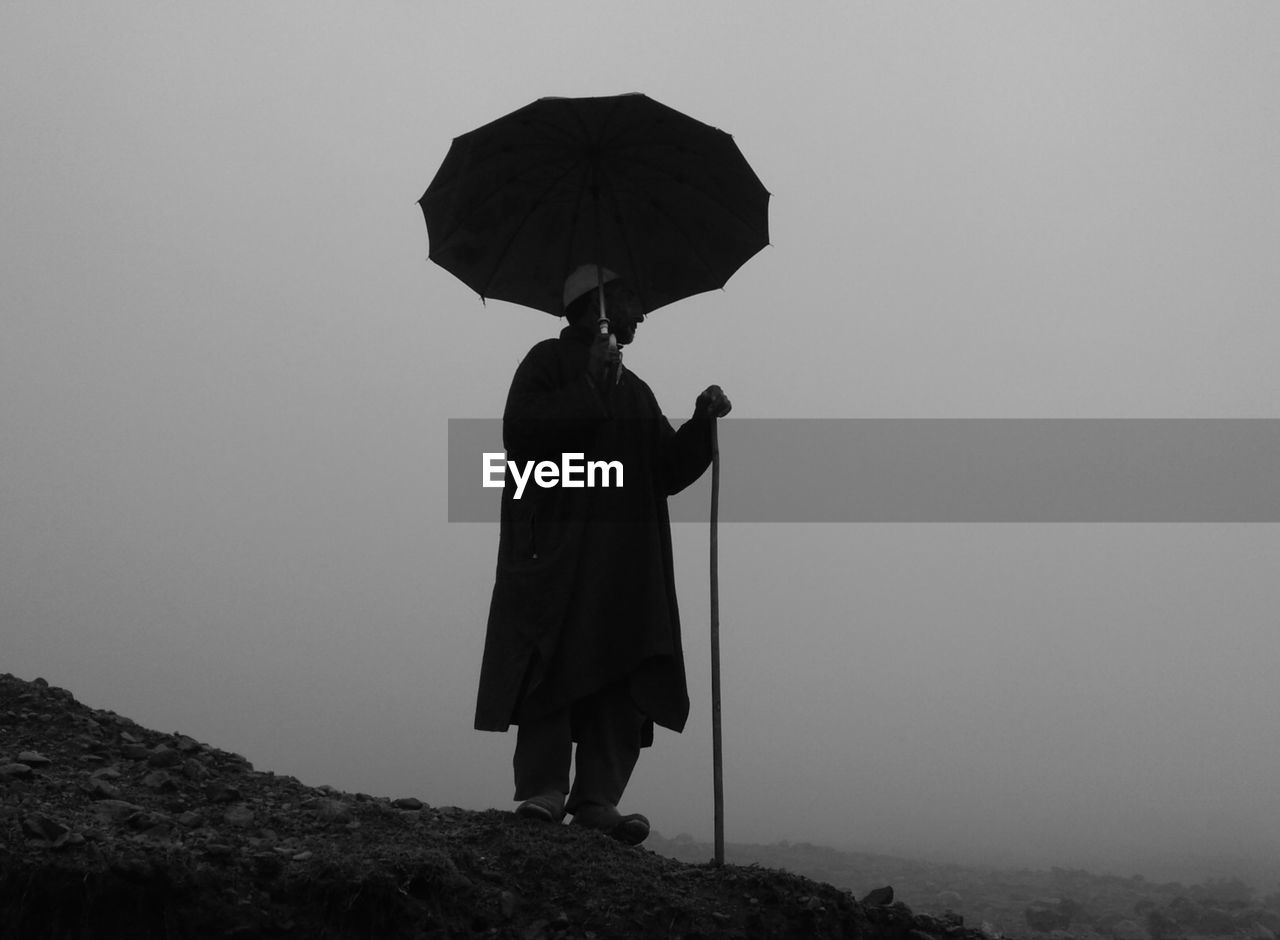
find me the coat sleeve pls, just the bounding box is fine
[645,385,714,496]
[503,339,608,458]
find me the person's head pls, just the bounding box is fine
[563,264,645,345]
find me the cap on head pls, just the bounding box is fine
[563,264,619,311]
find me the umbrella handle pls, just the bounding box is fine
[598,310,621,385]
[596,263,610,336]
[596,269,618,381]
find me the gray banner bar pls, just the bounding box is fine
[449,419,1280,522]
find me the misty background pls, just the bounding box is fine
[4,3,1279,886]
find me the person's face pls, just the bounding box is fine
[600,282,644,345]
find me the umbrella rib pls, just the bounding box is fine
[426,101,603,251]
[620,144,767,233]
[597,158,725,309]
[549,95,627,301]
[594,105,765,303]
[430,103,616,293]
[427,150,580,245]
[595,100,767,230]
[477,158,588,304]
[559,174,592,307]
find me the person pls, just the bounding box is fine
[474,263,731,845]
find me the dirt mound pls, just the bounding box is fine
[1,673,991,938]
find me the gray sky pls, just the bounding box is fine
[4,3,1279,883]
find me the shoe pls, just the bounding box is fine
[570,803,650,845]
[515,791,565,823]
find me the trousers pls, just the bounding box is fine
[513,680,646,813]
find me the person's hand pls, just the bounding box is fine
[694,385,732,420]
[586,333,621,385]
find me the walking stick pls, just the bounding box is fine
[710,419,724,866]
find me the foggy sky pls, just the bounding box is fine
[3,3,1279,885]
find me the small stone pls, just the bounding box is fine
[121,744,149,761]
[392,797,424,810]
[177,811,203,827]
[304,798,352,823]
[147,745,183,768]
[291,850,313,861]
[224,806,255,828]
[0,763,32,778]
[142,771,177,791]
[205,783,242,803]
[120,731,139,743]
[17,750,51,766]
[128,811,167,831]
[93,800,145,823]
[203,843,234,859]
[90,767,122,780]
[181,758,210,781]
[711,912,731,924]
[501,891,519,919]
[22,815,70,843]
[862,886,895,906]
[138,820,174,839]
[82,778,122,800]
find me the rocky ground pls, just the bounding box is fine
[651,836,1280,940]
[2,673,992,938]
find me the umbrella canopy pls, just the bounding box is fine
[420,93,769,315]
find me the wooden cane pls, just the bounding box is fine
[710,419,724,866]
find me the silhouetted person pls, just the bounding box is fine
[474,264,730,844]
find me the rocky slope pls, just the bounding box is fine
[2,673,990,938]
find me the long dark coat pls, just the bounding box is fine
[474,324,713,742]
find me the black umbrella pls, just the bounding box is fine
[421,94,767,865]
[419,93,769,318]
